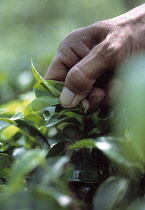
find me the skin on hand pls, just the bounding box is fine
[45,4,145,109]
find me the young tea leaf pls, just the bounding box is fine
[34,82,54,97]
[25,96,60,114]
[31,60,63,97]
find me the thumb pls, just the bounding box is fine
[60,41,109,108]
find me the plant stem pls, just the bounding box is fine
[79,112,87,140]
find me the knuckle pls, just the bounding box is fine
[58,28,84,53]
[66,65,91,94]
[58,45,71,58]
[57,45,75,68]
[59,28,83,47]
[107,42,120,56]
[106,36,120,53]
[58,42,69,53]
[97,36,121,63]
[92,20,114,40]
[71,28,83,36]
[59,27,91,58]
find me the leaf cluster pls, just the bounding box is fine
[1,58,145,209]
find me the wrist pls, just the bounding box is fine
[116,4,145,27]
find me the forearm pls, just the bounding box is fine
[124,3,145,22]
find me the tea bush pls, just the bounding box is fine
[1,56,145,209]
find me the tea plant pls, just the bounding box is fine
[1,57,145,209]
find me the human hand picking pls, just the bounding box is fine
[45,4,145,109]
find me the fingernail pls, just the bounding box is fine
[60,87,75,107]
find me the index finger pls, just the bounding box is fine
[45,44,83,81]
[45,54,68,81]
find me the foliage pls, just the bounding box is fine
[1,56,145,209]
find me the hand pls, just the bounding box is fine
[45,4,145,109]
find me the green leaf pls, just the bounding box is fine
[0,109,6,115]
[127,197,145,210]
[34,82,55,97]
[61,126,80,141]
[0,153,14,178]
[70,139,96,149]
[0,125,19,140]
[0,153,14,168]
[32,155,70,187]
[15,119,50,149]
[1,118,49,148]
[45,114,68,128]
[90,112,113,134]
[47,141,72,158]
[70,136,145,176]
[24,114,45,127]
[0,120,11,130]
[0,118,15,125]
[58,110,83,124]
[93,176,130,210]
[34,82,50,92]
[0,168,11,178]
[87,127,101,136]
[36,186,72,208]
[81,100,88,113]
[11,112,24,120]
[46,80,63,93]
[43,107,56,119]
[0,189,69,210]
[25,96,60,114]
[0,113,23,131]
[0,185,7,191]
[31,60,63,97]
[95,136,145,176]
[51,156,69,177]
[9,149,47,190]
[117,55,145,153]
